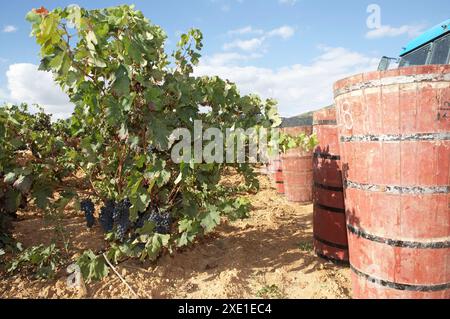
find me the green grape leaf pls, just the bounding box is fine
[142,233,170,261]
[76,250,109,283]
[136,221,155,235]
[200,206,221,233]
[112,65,130,96]
[147,115,170,150]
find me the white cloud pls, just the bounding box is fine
[366,24,426,39]
[221,4,230,12]
[224,25,295,52]
[228,26,264,36]
[4,63,74,119]
[267,26,295,39]
[223,38,265,51]
[2,25,17,33]
[195,46,379,117]
[278,0,297,5]
[201,52,263,66]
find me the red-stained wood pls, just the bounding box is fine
[313,107,349,263]
[334,65,450,299]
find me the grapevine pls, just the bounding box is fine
[0,104,74,249]
[0,4,284,282]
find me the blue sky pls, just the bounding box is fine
[0,0,449,118]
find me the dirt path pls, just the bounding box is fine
[0,175,352,299]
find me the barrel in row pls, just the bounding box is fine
[334,65,450,299]
[313,106,349,263]
[281,126,314,203]
[269,156,285,195]
[282,150,313,203]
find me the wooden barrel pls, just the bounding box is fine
[267,156,277,180]
[313,106,349,263]
[281,149,313,203]
[270,156,285,194]
[334,65,450,299]
[276,125,312,202]
[280,125,314,202]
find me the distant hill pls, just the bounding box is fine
[280,105,334,128]
[281,111,314,127]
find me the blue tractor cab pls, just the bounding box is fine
[378,19,450,71]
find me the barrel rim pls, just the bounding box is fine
[312,119,338,126]
[333,65,450,97]
[312,106,337,124]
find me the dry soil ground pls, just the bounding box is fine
[0,173,352,299]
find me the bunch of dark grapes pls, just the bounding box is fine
[152,211,172,234]
[99,200,115,233]
[114,199,131,241]
[113,199,129,222]
[135,209,172,235]
[80,199,95,228]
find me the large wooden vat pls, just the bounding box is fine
[313,106,349,263]
[334,65,450,299]
[268,156,285,194]
[281,150,313,203]
[280,125,314,203]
